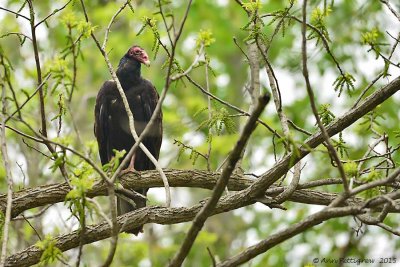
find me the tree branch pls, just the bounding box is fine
[301,0,349,195]
[225,75,400,208]
[0,7,30,21]
[0,54,14,267]
[34,0,73,28]
[1,169,398,219]
[6,187,399,267]
[217,206,367,267]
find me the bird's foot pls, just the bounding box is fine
[119,166,136,176]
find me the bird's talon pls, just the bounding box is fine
[119,167,136,176]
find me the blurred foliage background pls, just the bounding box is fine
[1,0,400,266]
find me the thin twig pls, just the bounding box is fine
[352,73,383,108]
[26,0,71,185]
[27,0,46,137]
[12,205,51,221]
[357,134,387,177]
[75,196,86,267]
[205,54,212,171]
[4,122,108,182]
[275,165,301,204]
[287,119,312,136]
[158,0,173,46]
[5,74,51,124]
[252,9,302,198]
[86,198,112,227]
[207,247,217,267]
[380,0,400,22]
[283,14,346,78]
[34,0,73,28]
[233,37,250,62]
[0,61,13,267]
[2,63,21,120]
[301,0,349,196]
[0,6,30,20]
[185,74,281,138]
[101,0,131,50]
[376,222,400,236]
[330,168,400,208]
[0,32,32,42]
[171,44,204,81]
[101,186,118,267]
[22,215,42,241]
[66,26,79,103]
[75,8,122,263]
[353,168,400,197]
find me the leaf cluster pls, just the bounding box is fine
[361,28,387,60]
[173,139,206,166]
[102,149,126,174]
[35,235,64,266]
[333,72,356,97]
[308,7,332,43]
[137,16,161,59]
[268,0,295,38]
[196,29,215,48]
[360,110,385,134]
[65,162,96,229]
[195,106,236,140]
[343,161,358,177]
[318,104,335,126]
[333,132,349,158]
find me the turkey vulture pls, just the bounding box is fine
[94,45,162,235]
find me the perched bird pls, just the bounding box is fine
[94,45,162,235]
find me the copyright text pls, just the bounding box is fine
[312,257,396,265]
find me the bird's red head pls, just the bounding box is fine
[127,46,150,67]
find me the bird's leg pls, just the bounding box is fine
[127,153,136,171]
[119,153,136,175]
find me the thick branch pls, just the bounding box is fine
[217,206,366,267]
[2,169,400,220]
[4,198,260,267]
[6,189,398,267]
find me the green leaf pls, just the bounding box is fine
[35,235,64,266]
[242,0,261,13]
[196,29,216,48]
[343,161,358,177]
[332,72,356,96]
[318,104,335,126]
[308,6,332,43]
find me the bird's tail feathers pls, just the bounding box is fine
[117,188,148,235]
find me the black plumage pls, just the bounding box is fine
[94,45,162,235]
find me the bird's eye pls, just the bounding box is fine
[128,49,142,57]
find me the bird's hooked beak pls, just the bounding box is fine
[141,50,151,67]
[143,59,151,67]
